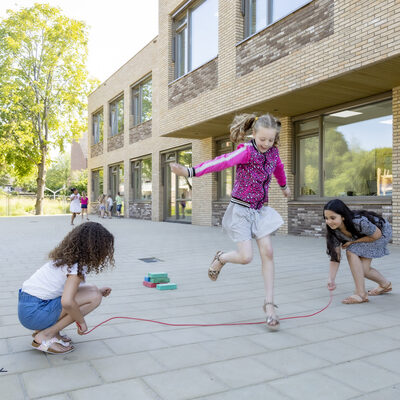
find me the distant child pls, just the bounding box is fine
[107,195,114,219]
[324,199,392,304]
[115,192,123,217]
[80,191,89,221]
[70,188,81,226]
[98,194,106,218]
[18,222,114,354]
[171,113,290,331]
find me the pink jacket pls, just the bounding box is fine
[187,139,287,209]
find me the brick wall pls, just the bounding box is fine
[129,120,152,144]
[128,201,152,220]
[212,201,229,226]
[107,133,124,152]
[289,203,393,237]
[236,0,334,77]
[90,142,103,158]
[168,58,218,108]
[393,86,400,244]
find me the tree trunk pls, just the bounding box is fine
[35,146,47,215]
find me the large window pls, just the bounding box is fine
[173,0,218,79]
[132,158,152,200]
[243,0,312,38]
[92,169,103,201]
[110,96,124,136]
[132,77,152,126]
[216,139,234,200]
[92,110,103,144]
[296,99,393,198]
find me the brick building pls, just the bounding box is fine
[87,0,400,243]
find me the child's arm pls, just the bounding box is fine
[273,154,290,197]
[61,275,87,333]
[342,226,382,248]
[328,247,341,290]
[171,143,250,178]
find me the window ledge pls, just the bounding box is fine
[169,56,218,86]
[129,119,152,129]
[291,197,392,205]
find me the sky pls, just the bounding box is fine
[0,0,159,83]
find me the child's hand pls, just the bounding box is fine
[171,163,189,177]
[100,287,112,297]
[282,186,291,198]
[76,320,87,335]
[327,281,336,291]
[342,241,354,249]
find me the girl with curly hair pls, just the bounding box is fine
[171,113,290,331]
[18,222,115,354]
[324,199,392,304]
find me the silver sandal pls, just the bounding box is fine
[263,301,280,331]
[208,251,225,281]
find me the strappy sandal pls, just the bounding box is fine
[32,331,72,343]
[342,294,369,304]
[263,301,280,332]
[368,282,392,296]
[31,337,74,355]
[208,251,225,281]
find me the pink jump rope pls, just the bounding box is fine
[76,290,334,335]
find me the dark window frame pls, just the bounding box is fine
[109,95,124,137]
[131,157,152,201]
[131,76,152,126]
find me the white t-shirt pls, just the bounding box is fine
[22,261,87,300]
[107,197,113,207]
[70,193,81,213]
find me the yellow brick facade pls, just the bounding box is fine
[88,0,400,243]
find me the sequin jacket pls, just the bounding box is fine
[187,139,287,210]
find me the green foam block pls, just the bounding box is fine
[150,277,170,283]
[148,272,169,279]
[156,283,177,290]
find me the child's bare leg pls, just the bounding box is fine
[256,235,278,325]
[33,285,103,351]
[346,251,367,297]
[71,213,76,225]
[360,257,390,286]
[217,240,253,265]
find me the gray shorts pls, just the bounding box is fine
[222,203,284,243]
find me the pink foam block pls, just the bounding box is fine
[143,281,157,288]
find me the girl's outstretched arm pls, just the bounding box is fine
[171,143,250,178]
[328,247,341,290]
[61,275,86,332]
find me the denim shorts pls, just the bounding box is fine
[18,289,62,330]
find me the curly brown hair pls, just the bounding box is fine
[229,113,281,144]
[49,222,115,277]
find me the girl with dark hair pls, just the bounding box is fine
[171,113,290,331]
[323,199,392,304]
[18,222,115,354]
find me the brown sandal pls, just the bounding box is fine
[368,282,392,296]
[208,251,225,281]
[263,302,280,331]
[342,294,369,304]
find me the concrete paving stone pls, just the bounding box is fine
[36,395,70,400]
[70,379,158,400]
[203,357,282,388]
[152,328,214,346]
[378,326,400,340]
[0,339,9,355]
[22,362,102,398]
[269,370,360,400]
[196,383,291,400]
[338,331,400,354]
[321,360,400,392]
[0,374,25,400]
[254,347,331,375]
[103,332,169,355]
[0,324,31,339]
[350,384,400,400]
[361,349,400,375]
[247,331,309,350]
[143,367,227,400]
[321,319,374,335]
[353,312,400,329]
[285,323,345,342]
[91,352,165,382]
[0,350,50,374]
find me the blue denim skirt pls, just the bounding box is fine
[18,289,62,330]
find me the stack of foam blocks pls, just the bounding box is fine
[143,272,177,290]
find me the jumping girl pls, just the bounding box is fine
[70,188,81,225]
[171,113,290,331]
[324,199,392,304]
[18,222,114,354]
[80,191,89,221]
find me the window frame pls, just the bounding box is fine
[131,76,152,126]
[109,95,124,137]
[91,168,104,202]
[92,109,104,145]
[215,138,235,201]
[131,157,152,201]
[242,0,313,40]
[295,99,393,202]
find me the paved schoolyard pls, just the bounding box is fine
[0,215,399,400]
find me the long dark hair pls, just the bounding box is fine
[49,222,115,277]
[323,199,385,262]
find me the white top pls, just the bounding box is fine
[70,193,81,213]
[22,261,87,300]
[107,197,113,206]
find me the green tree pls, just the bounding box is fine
[0,4,94,214]
[45,153,70,194]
